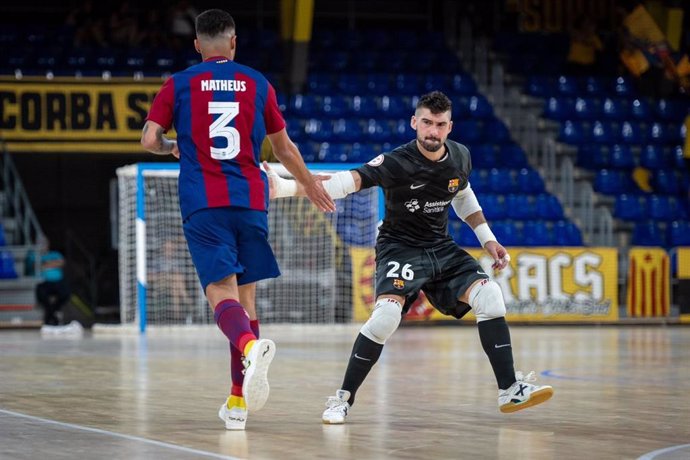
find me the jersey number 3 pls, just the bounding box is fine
[208,101,240,160]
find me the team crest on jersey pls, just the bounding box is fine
[367,154,384,167]
[448,178,460,192]
[393,279,405,290]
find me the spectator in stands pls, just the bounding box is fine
[66,1,107,47]
[267,91,554,425]
[618,0,677,97]
[108,2,141,47]
[168,0,198,49]
[35,239,70,326]
[565,16,603,76]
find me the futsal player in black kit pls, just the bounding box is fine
[268,91,554,423]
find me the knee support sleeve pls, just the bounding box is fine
[469,280,506,322]
[360,298,402,344]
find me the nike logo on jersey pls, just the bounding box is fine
[354,353,372,361]
[494,344,511,348]
[410,183,426,190]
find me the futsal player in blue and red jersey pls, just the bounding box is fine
[141,9,335,431]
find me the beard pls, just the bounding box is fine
[418,136,443,152]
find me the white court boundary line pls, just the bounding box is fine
[637,444,690,460]
[0,408,239,460]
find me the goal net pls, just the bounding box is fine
[116,163,378,331]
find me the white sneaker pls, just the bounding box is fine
[322,390,351,424]
[218,402,247,430]
[498,371,554,413]
[242,339,276,412]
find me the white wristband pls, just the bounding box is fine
[473,223,497,247]
[322,171,356,200]
[266,168,297,198]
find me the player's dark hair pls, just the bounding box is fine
[195,9,235,38]
[416,91,452,115]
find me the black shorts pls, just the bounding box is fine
[374,238,489,319]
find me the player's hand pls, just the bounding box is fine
[171,141,180,159]
[304,176,336,212]
[484,240,511,271]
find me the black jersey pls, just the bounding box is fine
[355,140,472,247]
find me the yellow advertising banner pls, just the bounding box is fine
[0,77,173,152]
[351,246,619,323]
[678,248,690,279]
[626,248,670,317]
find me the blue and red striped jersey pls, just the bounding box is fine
[147,56,285,219]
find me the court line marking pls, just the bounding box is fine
[637,444,690,460]
[0,408,239,460]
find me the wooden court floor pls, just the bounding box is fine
[1,324,689,460]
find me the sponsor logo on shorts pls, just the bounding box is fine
[393,279,405,290]
[448,178,460,192]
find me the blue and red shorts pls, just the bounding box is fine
[183,207,280,290]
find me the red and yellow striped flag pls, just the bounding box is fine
[627,248,670,317]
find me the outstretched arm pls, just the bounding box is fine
[264,162,362,200]
[451,184,510,270]
[267,129,336,212]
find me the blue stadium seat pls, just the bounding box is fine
[630,98,652,121]
[619,121,646,144]
[452,97,472,120]
[640,145,670,170]
[349,143,377,163]
[380,96,410,118]
[543,97,575,121]
[295,142,318,162]
[499,144,528,168]
[517,168,546,193]
[647,122,670,144]
[456,120,484,144]
[450,73,478,95]
[459,223,482,247]
[386,51,407,72]
[351,96,378,118]
[336,74,365,94]
[304,119,333,143]
[525,76,556,98]
[577,144,609,170]
[468,95,494,119]
[553,221,583,246]
[614,194,647,221]
[523,221,553,246]
[558,120,588,145]
[394,74,421,95]
[492,221,522,246]
[672,145,686,169]
[392,119,415,143]
[594,169,634,195]
[290,95,320,118]
[356,50,380,72]
[0,251,17,279]
[326,51,350,71]
[574,97,601,120]
[307,73,333,94]
[536,194,564,220]
[469,170,489,193]
[0,224,6,246]
[322,96,350,118]
[505,194,536,219]
[364,119,392,143]
[613,76,636,97]
[557,75,580,96]
[609,144,635,169]
[631,221,666,246]
[655,99,689,122]
[653,170,680,195]
[601,97,629,120]
[366,74,391,93]
[333,119,363,143]
[648,195,680,221]
[286,119,306,143]
[479,194,506,220]
[316,143,349,162]
[423,74,449,93]
[591,120,618,144]
[668,220,690,247]
[584,76,607,96]
[469,144,496,169]
[488,169,517,193]
[484,119,511,144]
[448,220,463,243]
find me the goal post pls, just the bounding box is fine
[116,163,379,333]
